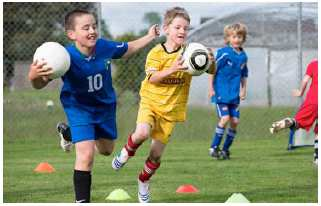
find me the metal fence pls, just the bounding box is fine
[3,2,100,90]
[3,2,318,135]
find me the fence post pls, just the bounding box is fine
[266,48,272,107]
[297,2,303,103]
[96,2,102,38]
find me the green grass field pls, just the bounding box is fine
[3,90,318,203]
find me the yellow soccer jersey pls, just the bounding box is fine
[139,43,192,122]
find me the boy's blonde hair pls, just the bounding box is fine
[224,23,247,44]
[164,7,190,26]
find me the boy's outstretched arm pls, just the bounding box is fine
[28,60,53,89]
[292,74,311,97]
[123,24,160,58]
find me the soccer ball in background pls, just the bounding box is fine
[182,42,211,76]
[33,42,70,79]
[46,100,54,108]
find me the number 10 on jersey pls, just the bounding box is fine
[87,74,103,92]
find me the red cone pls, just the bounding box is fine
[176,184,199,193]
[34,162,55,173]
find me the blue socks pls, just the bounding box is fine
[211,125,237,151]
[223,128,236,151]
[210,125,225,148]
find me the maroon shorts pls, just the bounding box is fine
[294,102,318,134]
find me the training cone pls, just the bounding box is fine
[33,162,55,173]
[176,184,199,193]
[106,188,131,201]
[225,193,250,203]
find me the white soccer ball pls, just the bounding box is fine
[182,42,210,76]
[46,100,54,108]
[33,42,70,79]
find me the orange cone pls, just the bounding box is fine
[176,184,199,193]
[34,162,55,173]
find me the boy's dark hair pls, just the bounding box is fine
[64,9,95,31]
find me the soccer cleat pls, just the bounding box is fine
[56,122,72,152]
[209,147,221,159]
[220,150,230,160]
[111,148,129,170]
[314,152,318,166]
[270,118,294,134]
[138,179,150,203]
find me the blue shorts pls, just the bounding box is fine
[70,118,117,143]
[215,103,240,119]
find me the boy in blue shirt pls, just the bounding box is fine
[28,9,159,202]
[208,23,248,160]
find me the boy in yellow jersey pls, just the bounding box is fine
[112,7,214,203]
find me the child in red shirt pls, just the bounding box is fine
[270,60,318,164]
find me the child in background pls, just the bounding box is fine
[208,23,248,160]
[270,60,318,165]
[111,7,214,203]
[28,9,159,202]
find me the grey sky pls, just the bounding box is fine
[101,2,265,37]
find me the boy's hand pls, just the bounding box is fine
[148,24,160,39]
[207,48,214,62]
[292,89,302,97]
[171,55,188,72]
[240,90,246,100]
[208,89,215,99]
[28,60,54,81]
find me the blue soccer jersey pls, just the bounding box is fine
[60,38,128,126]
[212,45,248,104]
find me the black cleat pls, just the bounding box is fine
[314,153,318,166]
[56,122,72,152]
[221,150,230,160]
[57,122,71,141]
[209,147,221,159]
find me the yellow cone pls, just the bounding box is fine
[106,188,131,201]
[225,193,250,203]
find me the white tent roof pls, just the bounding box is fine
[188,3,317,50]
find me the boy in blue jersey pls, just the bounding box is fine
[208,23,248,160]
[28,9,159,203]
